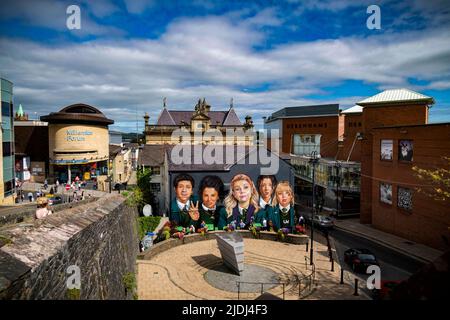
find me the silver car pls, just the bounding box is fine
[313,215,334,229]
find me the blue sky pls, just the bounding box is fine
[0,0,449,132]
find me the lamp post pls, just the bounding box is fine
[309,150,320,265]
[335,160,341,218]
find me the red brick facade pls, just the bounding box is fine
[340,113,363,162]
[370,124,450,250]
[360,104,429,224]
[282,116,339,158]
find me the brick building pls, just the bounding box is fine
[264,89,449,250]
[369,123,450,250]
[339,105,363,162]
[356,89,449,250]
[264,104,361,216]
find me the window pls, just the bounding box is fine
[2,142,13,157]
[380,140,393,161]
[398,140,413,162]
[1,101,12,117]
[292,134,321,156]
[150,166,160,175]
[150,183,161,193]
[380,182,392,205]
[4,180,14,197]
[398,187,412,211]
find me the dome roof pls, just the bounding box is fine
[41,103,114,125]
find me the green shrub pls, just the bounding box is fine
[123,272,137,299]
[66,288,81,300]
[137,216,161,239]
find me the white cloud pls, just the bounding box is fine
[123,0,155,14]
[1,13,449,131]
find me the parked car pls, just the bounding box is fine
[48,196,63,206]
[344,248,379,273]
[304,214,334,229]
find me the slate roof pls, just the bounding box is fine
[166,145,254,171]
[266,104,339,123]
[109,144,122,157]
[138,144,166,166]
[155,108,242,126]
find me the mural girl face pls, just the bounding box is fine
[232,179,252,204]
[259,178,273,201]
[175,180,193,203]
[202,187,219,209]
[277,187,292,208]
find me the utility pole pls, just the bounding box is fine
[336,160,341,218]
[309,150,319,265]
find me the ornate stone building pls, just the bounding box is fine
[144,98,254,145]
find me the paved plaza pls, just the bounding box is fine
[137,237,370,300]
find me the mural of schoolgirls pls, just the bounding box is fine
[267,181,296,232]
[218,174,262,230]
[197,175,224,230]
[257,175,277,209]
[169,173,200,228]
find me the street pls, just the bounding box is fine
[307,226,425,298]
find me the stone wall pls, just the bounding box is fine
[137,230,309,261]
[0,194,139,300]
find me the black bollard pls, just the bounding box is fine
[331,258,334,272]
[353,279,359,296]
[340,268,344,284]
[306,241,309,252]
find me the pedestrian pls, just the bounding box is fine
[299,215,305,227]
[44,179,48,190]
[35,197,52,219]
[28,192,33,202]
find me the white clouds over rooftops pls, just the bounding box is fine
[1,12,449,131]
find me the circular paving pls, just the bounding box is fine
[204,263,280,293]
[137,238,309,300]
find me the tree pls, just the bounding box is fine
[137,167,154,205]
[412,157,450,202]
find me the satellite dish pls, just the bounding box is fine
[143,204,152,216]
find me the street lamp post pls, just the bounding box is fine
[309,150,320,265]
[336,161,341,218]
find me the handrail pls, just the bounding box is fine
[236,258,316,300]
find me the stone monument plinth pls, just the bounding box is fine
[215,232,244,275]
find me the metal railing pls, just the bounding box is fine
[298,256,316,298]
[236,257,316,300]
[236,281,286,300]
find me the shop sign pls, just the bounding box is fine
[66,129,93,141]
